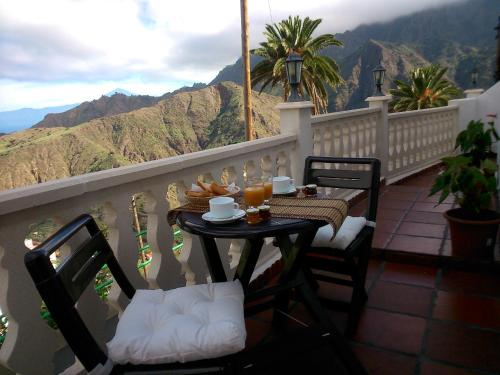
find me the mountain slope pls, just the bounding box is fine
[0,82,280,190]
[33,93,158,128]
[211,0,499,110]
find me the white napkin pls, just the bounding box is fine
[226,182,238,193]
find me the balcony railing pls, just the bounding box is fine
[0,89,486,374]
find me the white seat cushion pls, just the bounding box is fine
[107,280,246,365]
[313,216,367,250]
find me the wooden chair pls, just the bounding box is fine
[24,214,247,374]
[302,156,381,334]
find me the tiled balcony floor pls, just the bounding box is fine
[245,260,500,374]
[350,165,500,263]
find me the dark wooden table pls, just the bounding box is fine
[176,212,367,374]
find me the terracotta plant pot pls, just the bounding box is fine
[444,208,500,259]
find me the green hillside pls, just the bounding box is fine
[0,82,280,191]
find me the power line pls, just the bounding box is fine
[267,0,274,24]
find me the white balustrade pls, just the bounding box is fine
[311,108,381,159]
[0,134,296,374]
[387,106,458,182]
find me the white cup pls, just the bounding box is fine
[272,176,295,193]
[209,197,240,219]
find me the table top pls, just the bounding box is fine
[176,211,323,239]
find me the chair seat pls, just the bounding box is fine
[107,280,246,365]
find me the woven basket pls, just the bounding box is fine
[184,186,240,207]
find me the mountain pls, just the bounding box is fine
[211,0,500,110]
[0,103,79,133]
[105,88,135,96]
[0,82,280,190]
[33,93,159,128]
[33,83,209,129]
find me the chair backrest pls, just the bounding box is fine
[24,214,136,372]
[303,156,381,221]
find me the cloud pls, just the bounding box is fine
[0,0,465,110]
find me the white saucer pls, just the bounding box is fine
[202,209,246,224]
[273,185,297,195]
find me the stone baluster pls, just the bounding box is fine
[0,216,60,374]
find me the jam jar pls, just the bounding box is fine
[304,184,318,196]
[246,207,261,225]
[258,205,271,221]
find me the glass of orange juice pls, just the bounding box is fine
[263,176,273,200]
[244,179,265,207]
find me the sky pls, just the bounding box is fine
[0,0,464,111]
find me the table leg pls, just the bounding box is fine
[276,231,368,375]
[233,238,264,292]
[295,270,367,375]
[200,236,227,282]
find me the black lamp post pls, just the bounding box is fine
[372,61,386,96]
[285,51,303,102]
[471,66,478,88]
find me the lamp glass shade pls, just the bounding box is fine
[372,65,386,86]
[286,52,303,85]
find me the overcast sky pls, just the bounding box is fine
[0,0,464,111]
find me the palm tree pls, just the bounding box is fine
[251,16,343,114]
[390,64,460,112]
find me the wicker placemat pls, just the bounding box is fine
[168,196,347,231]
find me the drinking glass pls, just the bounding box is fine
[244,179,265,207]
[263,176,273,200]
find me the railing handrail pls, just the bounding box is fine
[311,107,380,125]
[0,134,297,216]
[388,105,458,120]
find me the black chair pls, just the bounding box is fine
[302,156,381,334]
[24,214,247,374]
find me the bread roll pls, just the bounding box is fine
[210,182,229,195]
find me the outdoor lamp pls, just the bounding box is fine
[285,51,303,102]
[471,67,478,87]
[372,61,386,96]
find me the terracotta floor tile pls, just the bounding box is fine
[377,208,407,221]
[380,262,438,288]
[403,210,447,225]
[372,231,392,249]
[439,270,500,297]
[245,317,272,347]
[417,193,455,204]
[382,191,420,201]
[412,202,453,213]
[354,308,426,354]
[426,321,500,373]
[396,222,446,238]
[433,291,500,329]
[379,199,414,210]
[367,281,433,317]
[353,345,416,375]
[316,281,352,303]
[375,219,399,233]
[386,235,442,255]
[420,361,481,375]
[366,259,383,280]
[385,185,426,193]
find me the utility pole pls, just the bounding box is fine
[495,16,500,82]
[240,0,253,140]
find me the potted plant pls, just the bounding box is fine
[430,154,499,258]
[455,119,498,167]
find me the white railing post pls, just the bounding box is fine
[464,89,484,98]
[366,95,392,179]
[275,101,314,184]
